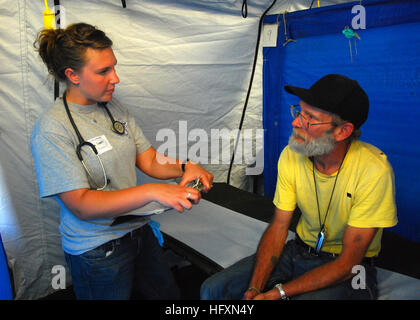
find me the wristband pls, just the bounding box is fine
[247,287,261,294]
[275,283,289,300]
[181,158,189,173]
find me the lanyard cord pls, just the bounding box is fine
[312,144,350,232]
[99,102,115,123]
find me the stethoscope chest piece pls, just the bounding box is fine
[112,120,126,135]
[98,102,126,135]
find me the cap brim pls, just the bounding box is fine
[284,85,317,106]
[284,85,319,107]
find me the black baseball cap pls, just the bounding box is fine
[284,74,369,128]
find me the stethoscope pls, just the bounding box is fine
[62,91,125,190]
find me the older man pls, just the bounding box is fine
[201,74,397,300]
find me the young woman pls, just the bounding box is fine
[31,23,213,300]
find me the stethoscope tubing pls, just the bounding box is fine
[62,92,119,190]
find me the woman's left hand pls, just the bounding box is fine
[179,161,214,192]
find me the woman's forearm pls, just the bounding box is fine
[59,184,159,220]
[59,182,199,220]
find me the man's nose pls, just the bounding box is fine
[292,116,301,128]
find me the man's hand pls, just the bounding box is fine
[252,289,280,300]
[243,209,293,300]
[243,288,260,300]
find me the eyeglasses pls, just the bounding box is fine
[290,104,336,130]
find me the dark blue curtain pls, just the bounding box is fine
[262,0,420,242]
[0,233,13,299]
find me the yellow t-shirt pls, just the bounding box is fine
[273,140,397,257]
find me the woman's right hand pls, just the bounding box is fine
[150,183,201,213]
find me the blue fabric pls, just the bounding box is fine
[149,220,164,247]
[64,225,179,300]
[200,239,377,300]
[262,0,420,242]
[0,233,13,300]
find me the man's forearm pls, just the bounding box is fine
[248,224,289,291]
[282,257,353,297]
[281,226,376,298]
[253,256,354,300]
[254,225,377,300]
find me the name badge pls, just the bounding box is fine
[88,135,113,155]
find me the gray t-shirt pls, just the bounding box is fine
[31,98,152,255]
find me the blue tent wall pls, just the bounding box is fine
[262,0,420,242]
[0,233,13,300]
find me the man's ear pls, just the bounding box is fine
[334,122,354,142]
[64,68,80,86]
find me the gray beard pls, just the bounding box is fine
[288,129,336,157]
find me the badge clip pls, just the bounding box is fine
[314,228,327,254]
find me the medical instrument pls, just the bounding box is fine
[186,177,204,192]
[62,91,123,190]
